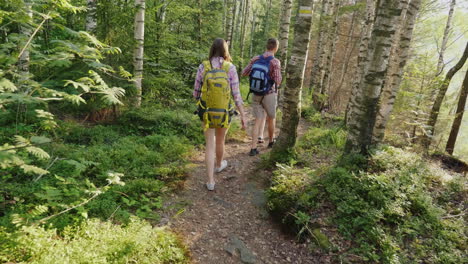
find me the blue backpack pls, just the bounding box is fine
[248,55,274,98]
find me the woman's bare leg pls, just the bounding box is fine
[215,127,228,167]
[204,128,216,185]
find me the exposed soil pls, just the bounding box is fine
[162,112,321,263]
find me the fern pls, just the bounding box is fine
[0,78,17,92]
[26,146,50,160]
[20,164,49,175]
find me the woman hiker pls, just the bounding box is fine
[193,38,247,191]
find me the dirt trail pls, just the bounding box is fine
[163,112,319,264]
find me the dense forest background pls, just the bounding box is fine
[1,0,467,263]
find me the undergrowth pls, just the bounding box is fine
[266,113,467,263]
[0,105,196,262]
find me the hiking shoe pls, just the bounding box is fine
[268,140,276,148]
[215,160,228,173]
[257,137,265,144]
[249,148,260,156]
[206,182,215,191]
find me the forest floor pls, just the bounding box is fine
[162,111,322,264]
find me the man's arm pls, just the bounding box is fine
[270,59,282,88]
[241,56,258,77]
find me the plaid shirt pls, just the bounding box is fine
[241,51,282,93]
[193,57,243,107]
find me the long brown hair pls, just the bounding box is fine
[208,38,232,62]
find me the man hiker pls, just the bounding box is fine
[242,38,282,156]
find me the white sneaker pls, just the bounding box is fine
[206,182,215,191]
[215,160,228,173]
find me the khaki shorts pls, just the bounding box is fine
[252,93,277,119]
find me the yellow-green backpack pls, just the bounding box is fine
[198,60,234,130]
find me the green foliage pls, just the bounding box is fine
[117,106,204,144]
[267,145,467,263]
[0,217,189,263]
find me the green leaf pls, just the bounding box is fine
[0,78,17,92]
[30,136,52,144]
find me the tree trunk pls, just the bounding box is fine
[345,0,405,154]
[437,0,456,75]
[18,0,32,85]
[278,0,293,77]
[332,10,357,111]
[86,0,97,33]
[271,0,314,159]
[311,0,330,109]
[239,0,250,69]
[133,0,145,107]
[249,8,257,58]
[226,0,237,48]
[198,0,203,48]
[223,0,228,36]
[319,0,341,110]
[235,0,244,45]
[345,0,375,124]
[446,68,468,154]
[264,0,273,38]
[372,0,421,143]
[426,42,468,147]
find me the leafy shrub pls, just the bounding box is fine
[267,146,467,263]
[266,164,318,221]
[59,122,121,145]
[0,217,189,264]
[117,107,204,144]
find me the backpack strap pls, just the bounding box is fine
[202,60,212,72]
[221,61,231,73]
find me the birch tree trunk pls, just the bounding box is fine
[18,0,33,90]
[332,10,357,110]
[345,0,405,154]
[86,0,97,33]
[223,0,228,36]
[319,0,341,110]
[311,0,331,109]
[198,0,203,48]
[234,0,244,44]
[345,0,375,124]
[133,0,145,107]
[264,0,273,38]
[310,0,328,96]
[226,0,236,48]
[278,0,293,77]
[426,42,468,146]
[249,9,257,58]
[372,0,420,143]
[437,0,456,75]
[239,0,250,68]
[271,0,314,159]
[446,68,468,154]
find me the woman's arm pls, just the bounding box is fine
[229,65,247,130]
[193,64,204,100]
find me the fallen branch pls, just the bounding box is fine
[17,12,51,60]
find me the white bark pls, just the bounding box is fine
[345,0,375,123]
[86,0,97,33]
[272,0,314,157]
[345,0,406,153]
[320,0,341,109]
[133,0,145,107]
[311,0,330,108]
[278,0,293,76]
[373,0,421,143]
[437,0,456,75]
